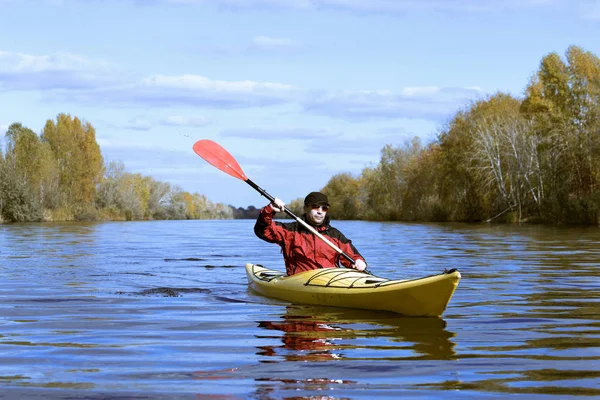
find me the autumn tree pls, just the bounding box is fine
[145,177,171,219]
[435,93,542,222]
[98,161,155,220]
[521,46,600,223]
[0,160,42,222]
[0,123,61,221]
[284,198,305,218]
[400,142,448,221]
[5,123,59,209]
[361,138,426,221]
[42,114,104,212]
[463,94,542,222]
[322,172,362,220]
[436,111,485,222]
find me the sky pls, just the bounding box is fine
[1,0,599,208]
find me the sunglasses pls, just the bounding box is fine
[310,204,329,212]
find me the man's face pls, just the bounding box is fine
[305,204,328,226]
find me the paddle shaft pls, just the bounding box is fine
[192,139,358,268]
[245,178,356,265]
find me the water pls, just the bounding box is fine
[0,220,599,399]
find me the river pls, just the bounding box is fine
[0,220,599,399]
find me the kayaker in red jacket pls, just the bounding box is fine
[254,191,367,275]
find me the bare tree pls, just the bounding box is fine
[470,115,543,222]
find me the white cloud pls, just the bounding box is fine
[29,0,559,13]
[92,74,300,108]
[250,36,300,52]
[401,87,441,97]
[101,144,199,171]
[306,135,390,155]
[221,127,337,140]
[40,72,300,108]
[219,125,418,156]
[11,0,575,19]
[164,0,561,12]
[161,115,210,127]
[0,49,483,121]
[142,74,294,93]
[112,115,210,131]
[203,35,301,56]
[0,51,103,73]
[167,0,313,8]
[0,50,117,91]
[302,86,482,121]
[123,118,153,131]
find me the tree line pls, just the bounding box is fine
[319,46,600,225]
[0,114,234,222]
[2,46,599,225]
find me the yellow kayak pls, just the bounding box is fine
[245,263,461,317]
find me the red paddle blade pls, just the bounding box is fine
[193,140,248,181]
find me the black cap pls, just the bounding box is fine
[304,191,330,206]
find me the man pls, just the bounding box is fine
[254,191,367,276]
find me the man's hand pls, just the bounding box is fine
[271,198,285,213]
[354,259,367,272]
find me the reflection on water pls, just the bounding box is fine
[256,306,456,362]
[0,220,599,398]
[257,313,348,362]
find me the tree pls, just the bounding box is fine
[97,161,147,220]
[42,114,104,211]
[521,46,600,223]
[145,177,171,219]
[0,123,61,221]
[469,113,540,222]
[361,138,425,221]
[435,93,542,222]
[401,143,448,221]
[322,173,362,220]
[0,150,43,222]
[4,123,59,210]
[437,110,487,222]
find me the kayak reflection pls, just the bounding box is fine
[256,305,456,362]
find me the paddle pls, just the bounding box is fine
[193,139,357,267]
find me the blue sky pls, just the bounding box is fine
[1,0,599,208]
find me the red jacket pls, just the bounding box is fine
[254,204,365,275]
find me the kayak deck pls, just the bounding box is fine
[245,263,461,317]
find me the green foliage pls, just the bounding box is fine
[96,161,230,221]
[448,93,541,222]
[285,198,305,217]
[322,172,362,220]
[4,123,59,210]
[436,111,485,222]
[317,46,600,226]
[0,155,43,222]
[400,143,449,221]
[42,114,104,211]
[3,46,600,226]
[521,46,600,223]
[1,116,235,223]
[0,123,51,222]
[363,138,425,221]
[96,161,144,220]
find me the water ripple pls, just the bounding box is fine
[1,220,598,398]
